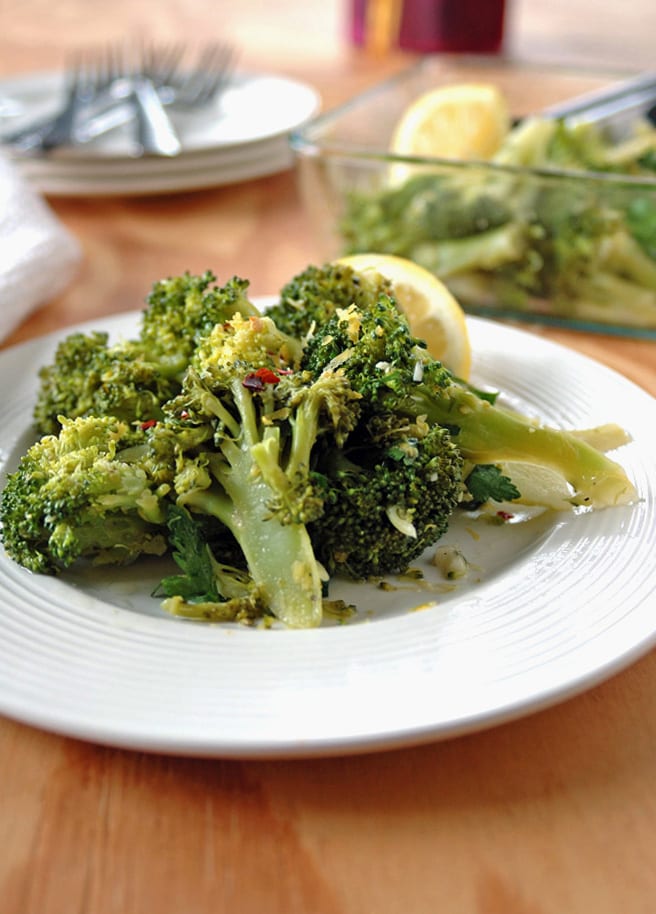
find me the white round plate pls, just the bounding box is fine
[0,307,654,758]
[18,140,295,196]
[0,69,320,195]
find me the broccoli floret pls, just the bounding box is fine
[267,262,393,340]
[599,226,656,290]
[493,115,656,177]
[508,185,624,301]
[492,117,558,168]
[342,174,524,281]
[341,174,516,276]
[303,295,637,510]
[0,415,170,574]
[546,118,656,176]
[420,182,513,240]
[309,415,463,579]
[152,313,361,628]
[139,271,259,377]
[33,271,261,436]
[272,287,466,579]
[34,332,180,437]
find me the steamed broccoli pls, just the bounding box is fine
[0,264,639,629]
[34,332,180,437]
[483,181,656,325]
[2,310,363,627]
[150,312,361,627]
[542,117,656,176]
[138,270,259,377]
[342,172,521,280]
[268,262,393,340]
[34,271,260,435]
[302,294,637,510]
[309,414,463,579]
[0,415,170,574]
[268,274,467,579]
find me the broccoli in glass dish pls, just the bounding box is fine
[340,116,656,332]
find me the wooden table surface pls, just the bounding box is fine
[1,3,655,913]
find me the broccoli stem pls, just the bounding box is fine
[406,386,637,509]
[178,379,324,628]
[565,273,656,326]
[180,478,323,627]
[413,222,525,278]
[600,230,656,291]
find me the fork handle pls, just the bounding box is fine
[130,77,181,156]
[7,91,82,153]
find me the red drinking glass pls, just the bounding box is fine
[351,0,507,54]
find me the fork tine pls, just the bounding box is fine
[39,49,101,149]
[186,42,236,105]
[154,42,185,85]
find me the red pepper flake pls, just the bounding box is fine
[243,367,280,390]
[255,367,280,384]
[496,510,514,521]
[140,419,158,429]
[179,410,190,420]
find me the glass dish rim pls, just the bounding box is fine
[290,55,656,189]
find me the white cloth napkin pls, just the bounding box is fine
[0,152,81,342]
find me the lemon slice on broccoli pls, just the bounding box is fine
[336,253,472,380]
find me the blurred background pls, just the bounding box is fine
[1,0,653,76]
[1,0,653,329]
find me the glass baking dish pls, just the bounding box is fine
[290,57,656,338]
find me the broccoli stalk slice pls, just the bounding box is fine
[402,384,636,509]
[176,379,324,628]
[180,464,322,629]
[599,229,656,291]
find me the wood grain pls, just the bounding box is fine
[1,2,656,913]
[3,651,656,914]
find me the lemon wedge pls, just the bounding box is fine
[336,253,472,379]
[389,82,510,182]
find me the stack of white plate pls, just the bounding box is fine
[0,70,321,196]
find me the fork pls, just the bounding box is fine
[3,52,109,153]
[104,43,182,156]
[46,52,130,151]
[160,41,236,108]
[2,41,236,153]
[74,41,236,145]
